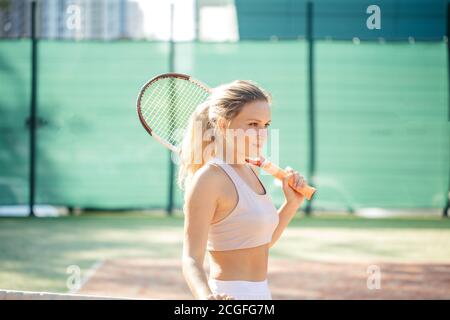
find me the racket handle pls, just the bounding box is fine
[248,157,316,200]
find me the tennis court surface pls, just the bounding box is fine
[1,212,449,299]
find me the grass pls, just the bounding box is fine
[0,212,449,293]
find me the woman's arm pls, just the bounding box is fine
[269,200,301,248]
[269,168,306,249]
[181,165,234,300]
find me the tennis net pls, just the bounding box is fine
[0,289,137,300]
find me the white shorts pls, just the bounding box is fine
[208,278,272,300]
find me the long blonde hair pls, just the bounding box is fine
[177,80,271,190]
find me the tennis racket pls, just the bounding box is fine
[136,73,316,200]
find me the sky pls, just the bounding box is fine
[135,0,195,41]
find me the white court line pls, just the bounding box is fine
[69,259,105,294]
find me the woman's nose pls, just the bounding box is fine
[258,128,268,138]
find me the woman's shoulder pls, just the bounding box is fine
[186,162,228,194]
[184,162,236,206]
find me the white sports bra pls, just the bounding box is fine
[206,157,279,251]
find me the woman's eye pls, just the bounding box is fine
[249,123,258,127]
[265,123,271,128]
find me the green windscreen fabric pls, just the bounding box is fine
[0,40,448,210]
[315,42,449,210]
[0,40,30,205]
[35,41,169,209]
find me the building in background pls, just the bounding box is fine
[0,0,145,39]
[39,0,86,39]
[124,0,144,39]
[0,0,31,38]
[0,0,214,41]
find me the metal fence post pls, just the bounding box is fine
[28,0,38,217]
[167,2,175,216]
[305,1,316,216]
[444,2,450,218]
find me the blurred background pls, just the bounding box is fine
[0,0,449,299]
[0,0,448,217]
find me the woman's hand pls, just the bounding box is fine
[204,293,235,300]
[281,167,306,209]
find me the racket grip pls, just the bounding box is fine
[258,159,316,200]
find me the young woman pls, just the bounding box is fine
[179,80,306,300]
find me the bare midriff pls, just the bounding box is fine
[207,243,269,281]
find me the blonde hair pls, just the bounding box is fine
[177,80,271,190]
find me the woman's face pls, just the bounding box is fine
[222,100,271,161]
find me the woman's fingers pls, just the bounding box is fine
[297,174,305,188]
[283,172,295,189]
[217,293,235,300]
[284,167,294,183]
[295,175,307,189]
[284,167,306,189]
[206,293,235,300]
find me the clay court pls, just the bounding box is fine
[1,213,449,300]
[77,257,450,300]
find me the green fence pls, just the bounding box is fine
[0,40,448,211]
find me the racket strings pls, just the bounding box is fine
[165,82,209,139]
[154,80,203,143]
[164,80,196,144]
[153,79,182,144]
[142,79,189,124]
[140,77,209,148]
[141,79,182,130]
[170,88,209,144]
[143,81,177,121]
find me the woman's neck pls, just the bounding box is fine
[214,148,247,166]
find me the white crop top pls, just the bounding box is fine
[206,157,279,251]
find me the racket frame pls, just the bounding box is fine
[136,72,211,153]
